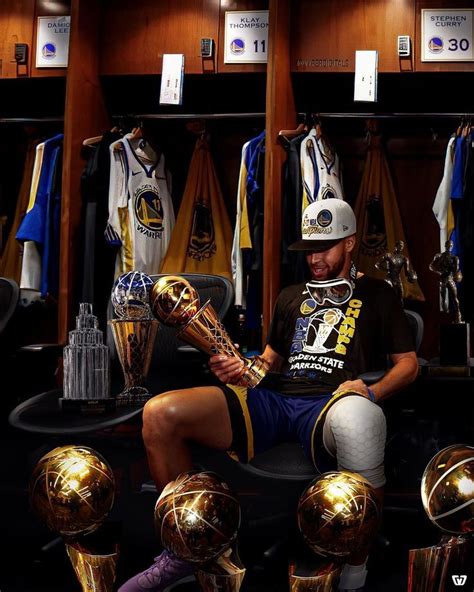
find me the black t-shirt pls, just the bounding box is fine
[264,275,414,396]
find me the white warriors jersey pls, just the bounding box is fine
[432,135,456,252]
[106,136,175,276]
[301,127,344,210]
[231,140,250,307]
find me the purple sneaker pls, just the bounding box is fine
[118,549,195,592]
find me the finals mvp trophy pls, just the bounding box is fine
[109,271,159,405]
[149,276,269,388]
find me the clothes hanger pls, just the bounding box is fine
[278,122,307,142]
[82,134,103,147]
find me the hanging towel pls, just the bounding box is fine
[354,134,424,301]
[161,136,232,280]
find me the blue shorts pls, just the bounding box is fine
[221,386,355,471]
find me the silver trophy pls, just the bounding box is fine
[62,303,111,413]
[109,271,159,405]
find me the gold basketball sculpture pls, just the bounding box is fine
[297,471,379,558]
[150,276,201,326]
[150,276,269,388]
[421,444,474,534]
[155,471,241,563]
[29,445,115,537]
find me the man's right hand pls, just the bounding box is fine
[209,354,245,385]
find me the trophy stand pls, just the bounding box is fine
[65,524,120,592]
[109,319,159,405]
[408,534,474,591]
[289,557,341,592]
[196,548,246,592]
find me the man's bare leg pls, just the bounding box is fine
[142,386,233,490]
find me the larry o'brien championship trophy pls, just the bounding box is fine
[292,471,379,591]
[29,445,118,592]
[61,303,112,413]
[155,471,245,591]
[408,444,474,591]
[429,241,470,366]
[109,271,159,405]
[150,276,269,388]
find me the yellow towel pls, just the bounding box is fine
[161,137,233,280]
[354,135,424,301]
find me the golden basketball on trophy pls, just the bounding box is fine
[154,471,241,563]
[421,444,474,534]
[297,471,379,557]
[29,445,115,537]
[150,275,269,388]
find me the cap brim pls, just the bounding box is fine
[288,238,343,252]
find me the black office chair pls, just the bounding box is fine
[242,308,424,482]
[219,308,426,571]
[108,273,234,394]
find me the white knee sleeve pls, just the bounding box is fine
[323,395,386,488]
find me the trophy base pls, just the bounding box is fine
[196,547,245,592]
[408,534,474,592]
[60,398,116,415]
[440,323,471,366]
[289,557,340,592]
[115,386,153,407]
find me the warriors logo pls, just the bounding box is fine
[187,199,216,261]
[42,43,56,59]
[428,37,443,54]
[317,209,333,227]
[134,186,163,233]
[230,38,245,55]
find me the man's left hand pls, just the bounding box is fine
[334,379,372,400]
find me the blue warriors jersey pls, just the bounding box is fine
[449,135,467,267]
[106,135,175,276]
[16,133,63,297]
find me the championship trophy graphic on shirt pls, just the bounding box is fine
[407,445,474,591]
[109,271,159,404]
[150,276,269,388]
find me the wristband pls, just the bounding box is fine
[367,387,376,403]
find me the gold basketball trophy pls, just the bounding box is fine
[29,445,118,592]
[292,471,379,591]
[150,276,269,388]
[408,444,474,591]
[155,470,245,592]
[109,271,159,405]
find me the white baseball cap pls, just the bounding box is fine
[288,199,357,252]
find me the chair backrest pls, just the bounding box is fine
[0,277,19,335]
[108,273,234,367]
[405,309,423,353]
